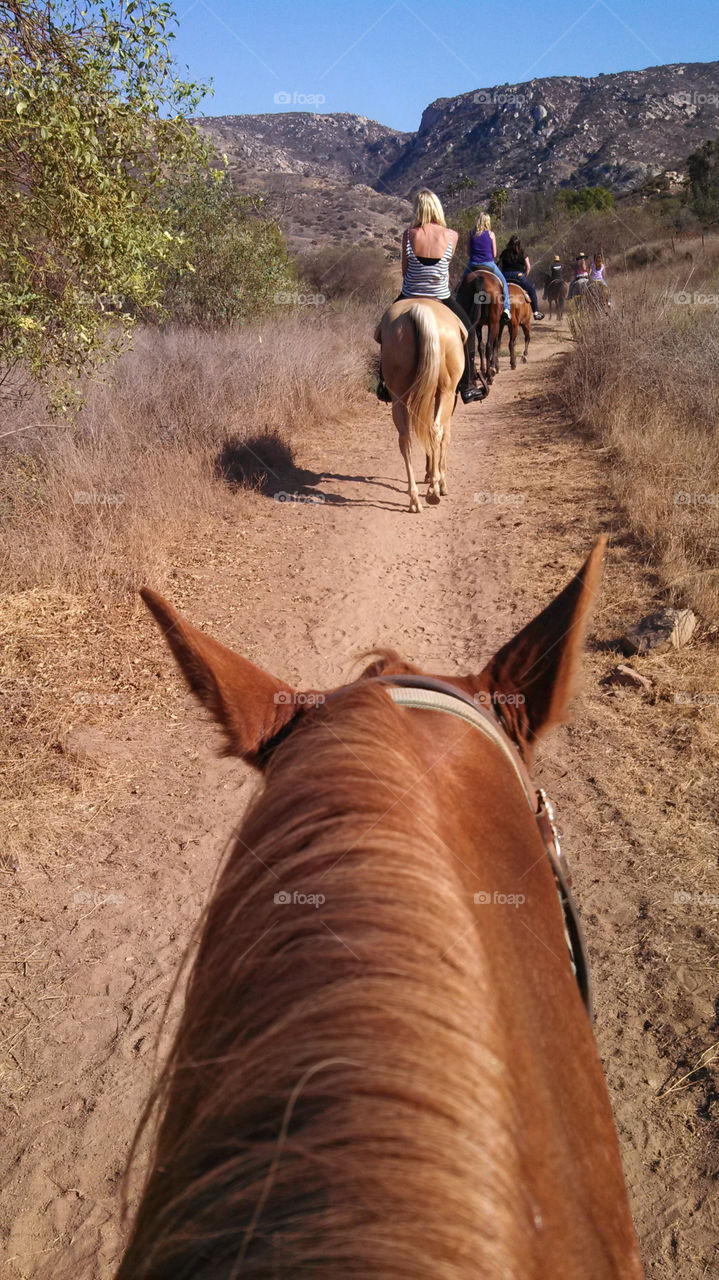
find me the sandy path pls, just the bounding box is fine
[3,324,717,1277]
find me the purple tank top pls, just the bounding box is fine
[469,230,494,264]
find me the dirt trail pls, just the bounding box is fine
[3,326,717,1277]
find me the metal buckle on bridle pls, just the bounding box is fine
[534,787,593,1023]
[536,787,566,878]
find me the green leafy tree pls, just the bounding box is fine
[159,173,295,326]
[553,186,614,217]
[0,0,210,404]
[687,140,719,225]
[488,187,508,226]
[445,174,477,209]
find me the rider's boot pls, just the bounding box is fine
[376,359,392,403]
[459,349,487,404]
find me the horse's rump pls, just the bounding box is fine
[508,280,532,311]
[380,299,464,453]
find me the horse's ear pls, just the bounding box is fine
[140,589,298,767]
[475,537,606,762]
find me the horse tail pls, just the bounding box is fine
[405,303,441,456]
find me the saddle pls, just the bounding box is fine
[509,281,533,306]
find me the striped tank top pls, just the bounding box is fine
[402,233,453,299]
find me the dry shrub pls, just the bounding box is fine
[1,310,374,598]
[297,244,399,304]
[0,307,375,832]
[561,261,719,619]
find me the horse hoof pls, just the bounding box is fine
[439,484,448,497]
[409,498,421,514]
[426,490,441,506]
[522,356,528,364]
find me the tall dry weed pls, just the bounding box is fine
[1,310,374,598]
[561,257,719,619]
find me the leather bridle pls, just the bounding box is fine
[268,673,594,1022]
[371,675,593,1021]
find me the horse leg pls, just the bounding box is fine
[522,320,530,363]
[394,400,421,514]
[509,320,517,370]
[484,330,493,383]
[425,393,442,506]
[476,326,483,379]
[424,454,431,484]
[486,307,498,376]
[438,397,453,497]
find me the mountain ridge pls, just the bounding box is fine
[195,60,719,251]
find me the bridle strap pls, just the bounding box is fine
[265,671,593,1021]
[375,675,536,808]
[371,675,594,1022]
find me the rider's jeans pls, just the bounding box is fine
[503,271,540,313]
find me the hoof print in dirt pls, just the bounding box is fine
[603,664,653,693]
[622,608,697,656]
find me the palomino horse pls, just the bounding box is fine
[375,297,467,514]
[456,267,504,383]
[117,539,644,1279]
[546,277,568,320]
[504,280,532,369]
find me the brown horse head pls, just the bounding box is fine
[119,538,643,1280]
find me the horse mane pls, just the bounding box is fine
[118,682,529,1278]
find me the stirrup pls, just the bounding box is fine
[460,384,486,404]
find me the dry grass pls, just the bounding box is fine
[0,309,374,841]
[1,312,374,598]
[561,247,719,621]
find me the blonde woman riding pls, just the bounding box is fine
[377,189,485,404]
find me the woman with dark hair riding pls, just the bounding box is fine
[497,235,544,320]
[377,188,486,404]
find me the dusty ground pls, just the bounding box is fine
[2,323,718,1277]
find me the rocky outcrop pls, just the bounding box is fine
[198,112,410,183]
[379,62,719,195]
[197,61,719,201]
[194,61,719,251]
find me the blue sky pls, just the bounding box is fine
[171,0,718,130]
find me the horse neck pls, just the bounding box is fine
[121,688,642,1278]
[122,688,540,1277]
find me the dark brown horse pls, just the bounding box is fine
[456,267,505,383]
[503,280,532,369]
[117,539,644,1280]
[546,277,568,320]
